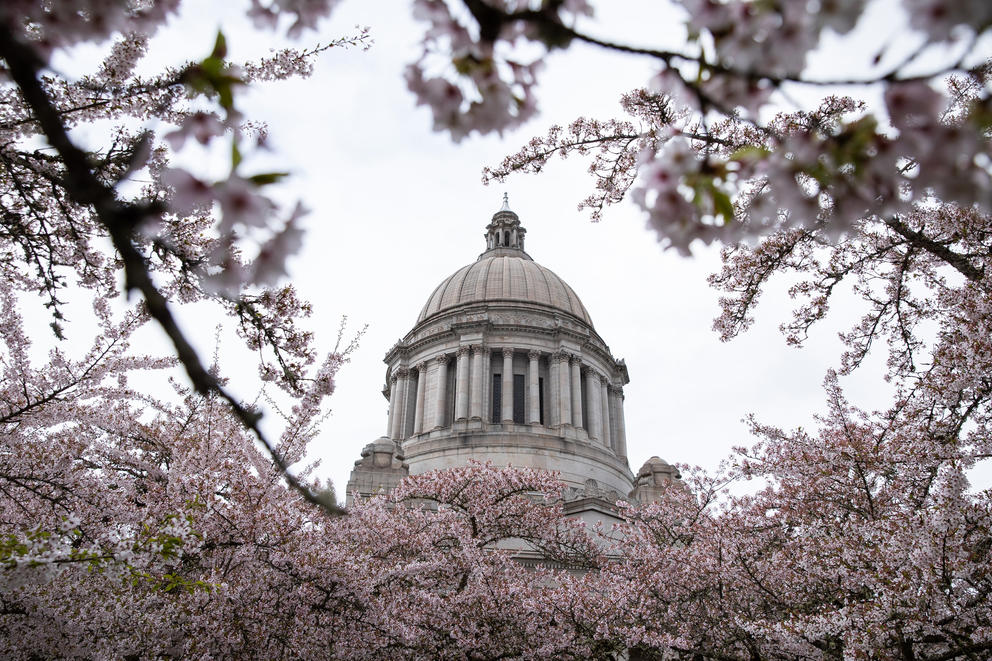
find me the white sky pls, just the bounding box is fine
[46,1,991,500]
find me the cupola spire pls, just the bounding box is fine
[483,193,527,256]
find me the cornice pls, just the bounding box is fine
[392,306,617,361]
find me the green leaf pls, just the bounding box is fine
[199,56,224,79]
[248,172,290,186]
[712,189,735,224]
[217,82,234,111]
[730,145,771,162]
[211,30,227,60]
[231,141,242,171]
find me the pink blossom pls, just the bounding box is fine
[164,112,226,150]
[249,202,308,285]
[885,81,945,131]
[214,176,275,231]
[160,167,215,215]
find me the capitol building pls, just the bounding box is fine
[346,197,678,513]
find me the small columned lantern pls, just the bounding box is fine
[484,193,527,252]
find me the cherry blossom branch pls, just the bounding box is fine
[883,215,984,283]
[0,24,343,517]
[465,1,981,88]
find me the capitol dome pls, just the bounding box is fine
[416,250,594,327]
[347,196,654,507]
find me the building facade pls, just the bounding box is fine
[346,197,677,510]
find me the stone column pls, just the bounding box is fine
[386,372,398,438]
[585,369,602,441]
[570,356,583,429]
[433,355,449,429]
[469,345,484,420]
[394,368,410,440]
[609,385,628,457]
[599,374,612,450]
[390,369,410,440]
[607,385,620,452]
[556,351,571,426]
[501,348,514,423]
[454,346,470,421]
[527,350,541,425]
[549,352,560,426]
[615,386,628,458]
[413,362,427,434]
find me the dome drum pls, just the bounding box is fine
[382,342,628,454]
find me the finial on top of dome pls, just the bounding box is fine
[500,192,511,212]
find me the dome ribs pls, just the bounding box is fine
[521,259,548,306]
[474,256,494,302]
[419,279,449,321]
[562,282,592,328]
[439,263,471,311]
[458,260,481,304]
[488,256,505,300]
[416,256,594,326]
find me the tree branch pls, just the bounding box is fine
[883,215,984,282]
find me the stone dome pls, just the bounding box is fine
[416,255,594,327]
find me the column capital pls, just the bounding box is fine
[394,367,409,379]
[527,350,541,360]
[599,373,609,385]
[501,347,515,359]
[390,373,399,384]
[608,383,624,396]
[456,345,471,357]
[470,344,485,355]
[553,349,570,362]
[416,361,428,373]
[569,354,583,366]
[434,354,450,365]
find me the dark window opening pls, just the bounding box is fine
[513,374,525,424]
[581,373,589,430]
[538,377,545,425]
[491,373,502,423]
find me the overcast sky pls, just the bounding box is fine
[54,1,990,500]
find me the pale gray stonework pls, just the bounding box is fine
[345,199,679,509]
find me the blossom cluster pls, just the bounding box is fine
[405,0,591,141]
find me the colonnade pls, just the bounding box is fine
[384,347,627,457]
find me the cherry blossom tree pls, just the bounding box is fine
[330,462,621,660]
[597,375,992,659]
[0,270,348,656]
[0,1,371,652]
